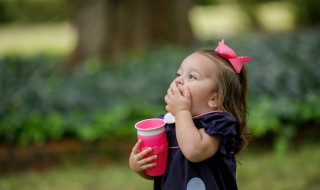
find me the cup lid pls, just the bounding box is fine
[135,118,166,131]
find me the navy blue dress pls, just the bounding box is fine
[154,111,238,190]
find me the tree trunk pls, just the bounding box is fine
[64,0,194,70]
[235,0,262,31]
[292,0,320,26]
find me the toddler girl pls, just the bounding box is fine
[129,39,251,190]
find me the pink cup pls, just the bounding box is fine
[135,118,168,176]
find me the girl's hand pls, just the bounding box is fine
[129,139,157,174]
[165,81,191,116]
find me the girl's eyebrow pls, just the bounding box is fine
[177,67,202,77]
[190,68,202,77]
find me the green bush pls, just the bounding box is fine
[0,47,185,144]
[0,28,319,145]
[246,30,320,138]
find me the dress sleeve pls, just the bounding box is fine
[195,112,237,156]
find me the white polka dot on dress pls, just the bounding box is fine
[187,177,206,190]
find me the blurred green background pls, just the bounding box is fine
[0,0,320,189]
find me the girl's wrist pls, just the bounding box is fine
[175,110,191,119]
[136,170,154,180]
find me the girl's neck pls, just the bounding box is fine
[192,110,222,118]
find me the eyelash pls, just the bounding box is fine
[189,75,197,80]
[175,73,197,80]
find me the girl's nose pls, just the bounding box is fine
[175,75,184,85]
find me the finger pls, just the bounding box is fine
[164,95,170,104]
[169,82,177,95]
[138,155,157,166]
[184,85,191,99]
[170,81,177,88]
[131,139,142,154]
[171,83,181,96]
[166,104,170,112]
[140,162,157,170]
[138,155,157,168]
[167,83,174,96]
[167,88,172,96]
[137,147,153,159]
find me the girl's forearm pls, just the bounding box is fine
[174,110,204,162]
[136,171,154,180]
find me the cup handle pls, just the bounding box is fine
[141,143,168,155]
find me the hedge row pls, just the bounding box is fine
[0,28,320,145]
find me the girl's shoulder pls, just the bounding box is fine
[193,111,236,124]
[195,111,238,156]
[193,111,237,136]
[157,111,236,125]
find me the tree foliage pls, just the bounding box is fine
[0,29,320,146]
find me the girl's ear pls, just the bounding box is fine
[208,93,218,108]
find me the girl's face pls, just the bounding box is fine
[174,52,218,116]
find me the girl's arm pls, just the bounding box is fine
[136,171,154,180]
[175,110,220,162]
[165,82,220,162]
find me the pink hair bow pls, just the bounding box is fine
[214,39,252,73]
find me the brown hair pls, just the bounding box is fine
[197,49,251,155]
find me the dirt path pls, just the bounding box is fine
[0,138,135,174]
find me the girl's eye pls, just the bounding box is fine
[175,73,181,78]
[189,75,197,80]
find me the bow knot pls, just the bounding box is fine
[214,39,251,73]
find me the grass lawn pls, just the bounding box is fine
[0,23,76,57]
[1,143,319,190]
[237,144,320,190]
[0,5,314,190]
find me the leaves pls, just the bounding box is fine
[0,29,320,145]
